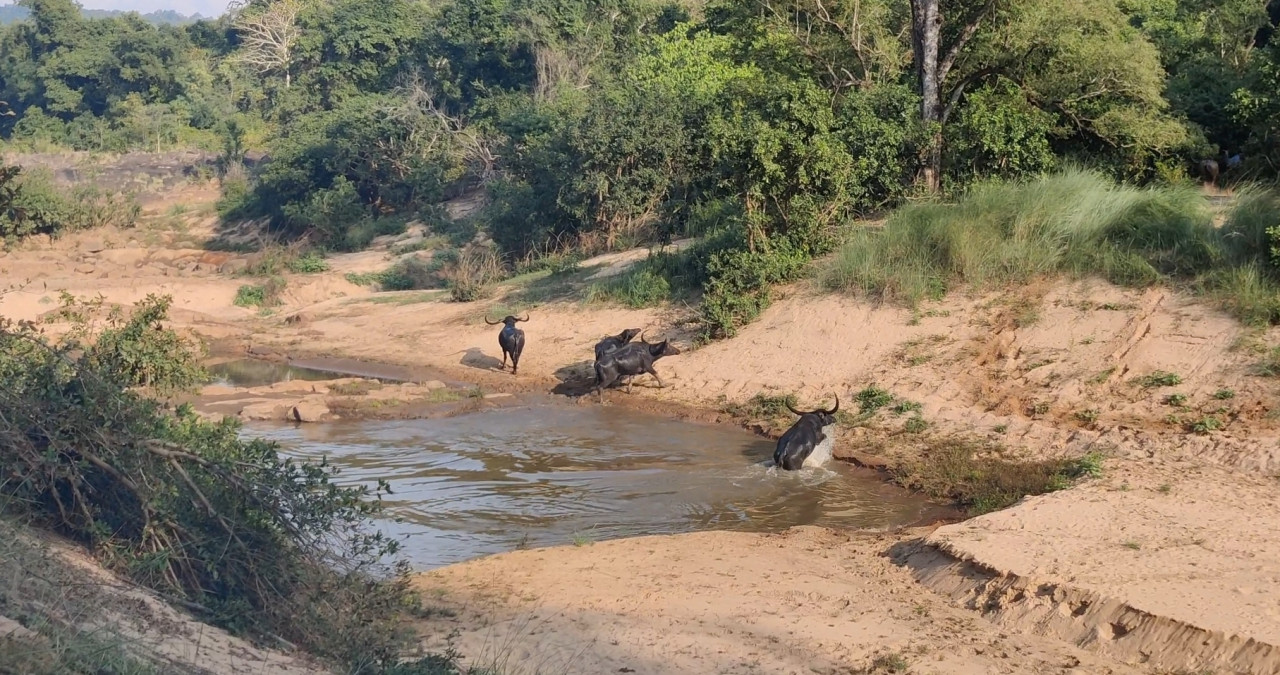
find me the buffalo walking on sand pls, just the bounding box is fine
[485,313,529,375]
[593,334,681,402]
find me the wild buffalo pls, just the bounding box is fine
[484,313,529,375]
[593,336,681,402]
[594,327,643,362]
[773,396,840,470]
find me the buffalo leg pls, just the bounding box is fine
[644,365,665,388]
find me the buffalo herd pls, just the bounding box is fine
[481,315,838,471]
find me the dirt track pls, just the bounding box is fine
[4,155,1280,673]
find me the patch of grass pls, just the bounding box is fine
[329,380,383,396]
[993,424,1008,433]
[1188,415,1224,434]
[1122,541,1142,550]
[867,652,909,673]
[1158,483,1172,494]
[888,441,1104,516]
[904,415,929,433]
[287,250,329,274]
[585,268,674,308]
[1134,370,1183,388]
[571,532,594,547]
[1088,367,1115,384]
[1027,401,1050,417]
[445,247,504,302]
[1163,393,1189,406]
[1212,388,1236,400]
[724,393,799,423]
[891,399,923,415]
[233,276,286,308]
[1074,408,1100,424]
[1253,347,1280,377]
[856,386,895,414]
[822,168,1216,307]
[822,173,1280,327]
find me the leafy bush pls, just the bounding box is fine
[288,250,331,274]
[51,294,208,392]
[233,277,285,308]
[0,296,422,670]
[700,241,811,339]
[0,167,140,242]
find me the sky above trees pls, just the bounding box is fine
[1,0,224,17]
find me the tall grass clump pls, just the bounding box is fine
[823,168,1217,306]
[0,294,438,672]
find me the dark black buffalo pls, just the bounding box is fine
[773,396,840,471]
[484,313,529,375]
[1199,158,1220,186]
[594,327,643,361]
[593,336,681,401]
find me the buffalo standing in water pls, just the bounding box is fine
[773,396,840,470]
[484,313,529,375]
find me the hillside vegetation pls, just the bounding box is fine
[0,0,1277,341]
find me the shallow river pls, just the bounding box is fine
[243,404,953,570]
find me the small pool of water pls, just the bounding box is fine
[245,404,954,570]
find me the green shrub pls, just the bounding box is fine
[0,167,140,242]
[288,250,330,274]
[0,297,422,670]
[233,277,285,308]
[700,242,810,339]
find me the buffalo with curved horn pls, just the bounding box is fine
[594,327,643,362]
[592,333,681,402]
[773,395,840,470]
[484,313,529,375]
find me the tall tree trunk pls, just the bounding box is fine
[911,0,943,194]
[910,0,997,195]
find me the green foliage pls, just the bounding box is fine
[855,386,896,414]
[0,296,424,670]
[587,268,673,308]
[233,277,285,308]
[288,250,330,274]
[0,168,140,242]
[888,442,1104,516]
[52,294,208,392]
[1135,370,1183,387]
[825,170,1280,324]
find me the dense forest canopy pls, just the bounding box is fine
[0,0,1277,334]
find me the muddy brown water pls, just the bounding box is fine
[243,405,955,571]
